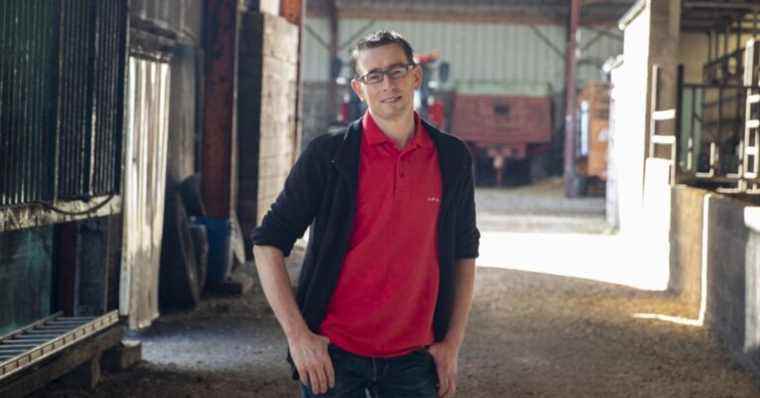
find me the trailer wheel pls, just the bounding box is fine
[159,192,203,309]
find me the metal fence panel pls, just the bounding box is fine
[0,0,126,208]
[0,0,57,207]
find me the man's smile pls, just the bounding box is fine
[380,95,403,104]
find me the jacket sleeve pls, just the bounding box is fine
[251,136,328,257]
[454,146,480,260]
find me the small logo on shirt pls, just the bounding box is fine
[427,196,440,203]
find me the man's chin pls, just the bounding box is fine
[371,104,412,120]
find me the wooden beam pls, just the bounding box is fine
[305,8,624,28]
[334,8,564,25]
[55,222,79,316]
[682,26,760,35]
[306,0,331,17]
[683,2,760,11]
[281,0,306,160]
[202,0,239,218]
[582,0,631,5]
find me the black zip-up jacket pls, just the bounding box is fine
[251,118,480,343]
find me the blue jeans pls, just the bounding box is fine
[300,344,438,398]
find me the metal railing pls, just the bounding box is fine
[650,40,760,194]
[0,311,118,381]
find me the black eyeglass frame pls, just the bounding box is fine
[354,63,417,85]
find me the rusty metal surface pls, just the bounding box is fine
[449,94,552,148]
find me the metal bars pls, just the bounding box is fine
[743,39,760,192]
[703,47,745,84]
[0,1,126,208]
[57,0,126,200]
[659,40,760,194]
[648,65,681,185]
[0,311,118,381]
[91,0,125,196]
[0,1,58,207]
[57,0,96,199]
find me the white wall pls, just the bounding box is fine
[613,6,650,235]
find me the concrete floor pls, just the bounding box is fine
[36,178,760,397]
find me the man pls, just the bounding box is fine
[252,30,479,398]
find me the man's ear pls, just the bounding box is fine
[412,65,423,90]
[350,79,365,102]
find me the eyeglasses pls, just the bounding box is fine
[355,63,416,85]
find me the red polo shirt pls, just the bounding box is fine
[320,112,442,358]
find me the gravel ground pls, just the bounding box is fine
[36,178,760,397]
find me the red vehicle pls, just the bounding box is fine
[448,83,554,186]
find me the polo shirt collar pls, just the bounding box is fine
[361,111,433,150]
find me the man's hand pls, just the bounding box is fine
[289,331,335,395]
[428,340,460,398]
[253,245,335,394]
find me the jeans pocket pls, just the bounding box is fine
[414,348,435,364]
[326,343,342,360]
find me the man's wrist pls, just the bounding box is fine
[442,332,464,350]
[285,325,310,343]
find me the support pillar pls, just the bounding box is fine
[563,0,581,197]
[280,0,305,156]
[202,0,239,219]
[327,0,338,123]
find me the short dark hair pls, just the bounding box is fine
[350,30,415,76]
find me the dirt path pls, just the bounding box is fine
[36,179,760,397]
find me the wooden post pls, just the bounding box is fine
[202,0,239,218]
[280,0,305,156]
[56,222,79,316]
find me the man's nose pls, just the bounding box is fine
[378,73,395,89]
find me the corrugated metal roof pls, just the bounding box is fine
[301,17,624,92]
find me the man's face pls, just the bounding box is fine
[351,43,422,122]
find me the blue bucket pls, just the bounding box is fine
[197,217,231,284]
